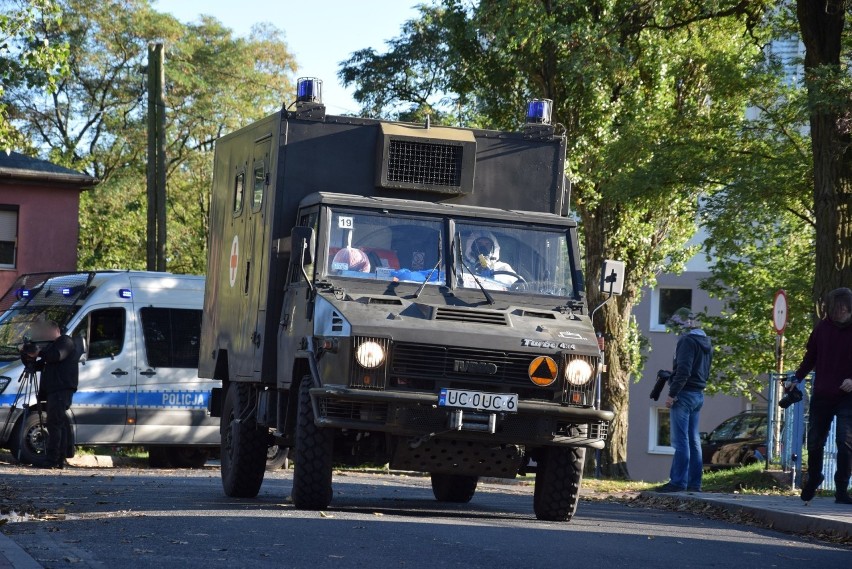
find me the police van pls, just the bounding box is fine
[0,271,220,467]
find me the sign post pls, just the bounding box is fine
[770,290,788,465]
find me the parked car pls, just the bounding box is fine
[700,410,767,469]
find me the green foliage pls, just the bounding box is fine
[5,0,297,274]
[0,0,68,150]
[340,0,775,475]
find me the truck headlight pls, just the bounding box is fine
[565,359,593,386]
[355,341,385,369]
[0,376,10,394]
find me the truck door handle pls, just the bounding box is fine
[140,369,157,377]
[111,369,129,376]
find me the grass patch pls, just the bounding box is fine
[76,446,149,459]
[582,464,794,495]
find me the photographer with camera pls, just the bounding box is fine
[653,308,713,493]
[792,287,852,504]
[21,319,80,469]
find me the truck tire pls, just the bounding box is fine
[291,377,334,510]
[533,446,585,522]
[430,473,478,503]
[266,445,290,470]
[220,383,267,498]
[9,411,48,465]
[165,447,210,469]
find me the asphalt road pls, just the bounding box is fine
[1,466,849,569]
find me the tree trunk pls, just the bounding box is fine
[581,200,637,479]
[797,1,852,315]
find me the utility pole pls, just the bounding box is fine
[146,43,167,271]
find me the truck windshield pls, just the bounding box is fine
[325,209,444,286]
[454,221,573,297]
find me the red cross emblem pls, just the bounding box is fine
[229,235,239,287]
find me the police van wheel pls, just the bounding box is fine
[430,473,478,503]
[533,446,585,522]
[10,412,48,465]
[220,383,267,498]
[166,447,210,469]
[292,377,333,510]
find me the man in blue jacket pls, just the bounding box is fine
[657,308,713,493]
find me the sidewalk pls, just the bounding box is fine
[640,490,852,542]
[0,532,41,569]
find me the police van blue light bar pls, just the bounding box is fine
[118,288,132,299]
[526,98,553,125]
[296,77,322,104]
[16,288,30,299]
[61,287,72,297]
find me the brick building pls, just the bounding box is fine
[0,152,97,294]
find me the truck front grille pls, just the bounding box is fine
[433,306,509,326]
[391,343,557,389]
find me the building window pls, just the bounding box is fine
[648,407,674,455]
[650,287,692,331]
[0,207,18,269]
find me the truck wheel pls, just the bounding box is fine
[166,447,210,469]
[533,446,585,522]
[291,377,334,510]
[430,473,478,503]
[267,445,290,470]
[221,383,267,497]
[9,411,48,465]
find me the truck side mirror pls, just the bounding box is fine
[599,260,625,296]
[290,226,316,266]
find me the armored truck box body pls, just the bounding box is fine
[201,88,617,521]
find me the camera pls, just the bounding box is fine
[18,340,40,373]
[779,384,804,409]
[650,369,671,401]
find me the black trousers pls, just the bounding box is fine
[44,389,74,463]
[807,394,852,495]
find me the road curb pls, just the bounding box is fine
[639,491,852,543]
[0,531,42,569]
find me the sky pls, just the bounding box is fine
[153,0,421,115]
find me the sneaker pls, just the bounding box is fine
[655,483,686,493]
[800,473,824,502]
[835,493,852,505]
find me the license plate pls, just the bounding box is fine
[438,388,518,413]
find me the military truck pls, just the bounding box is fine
[200,79,619,521]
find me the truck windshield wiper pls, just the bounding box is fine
[455,232,494,305]
[413,256,442,299]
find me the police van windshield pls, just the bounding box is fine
[454,222,574,297]
[325,209,444,286]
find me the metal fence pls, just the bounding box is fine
[768,372,849,493]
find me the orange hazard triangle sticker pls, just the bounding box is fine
[528,355,558,386]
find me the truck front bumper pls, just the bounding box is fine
[310,385,614,449]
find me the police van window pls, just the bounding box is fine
[454,221,573,297]
[233,171,245,215]
[76,308,126,360]
[140,307,202,368]
[326,209,443,286]
[252,163,264,211]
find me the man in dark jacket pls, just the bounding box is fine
[23,319,80,468]
[656,308,713,493]
[793,288,852,504]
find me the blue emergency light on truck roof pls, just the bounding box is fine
[526,98,553,125]
[296,77,322,104]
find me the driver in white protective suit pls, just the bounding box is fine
[464,231,518,287]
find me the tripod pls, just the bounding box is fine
[1,366,44,464]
